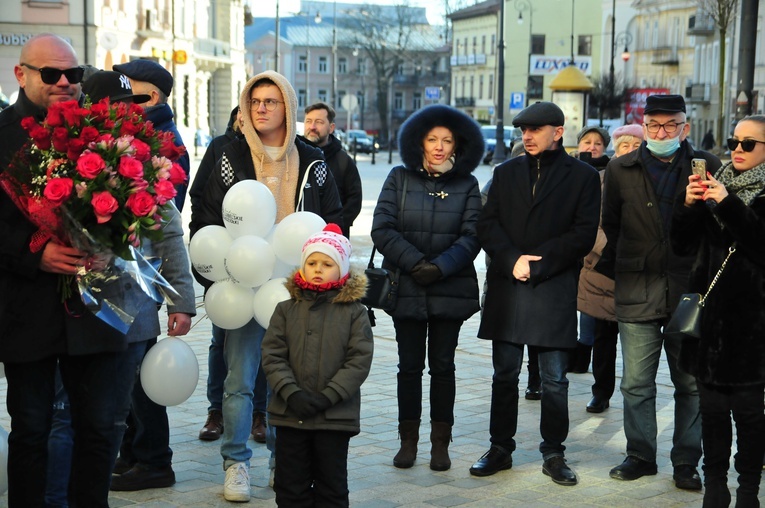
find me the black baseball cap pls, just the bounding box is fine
[113,59,174,96]
[82,71,151,104]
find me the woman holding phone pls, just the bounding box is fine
[670,115,765,507]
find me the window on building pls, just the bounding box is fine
[338,57,347,74]
[396,61,404,75]
[357,57,366,75]
[413,92,422,111]
[470,75,474,98]
[394,92,403,111]
[479,74,484,100]
[482,35,486,54]
[318,56,328,73]
[489,73,494,100]
[461,76,466,97]
[338,90,346,110]
[491,34,496,55]
[298,89,306,108]
[472,36,477,53]
[578,35,592,56]
[299,55,307,73]
[531,34,545,54]
[414,61,422,76]
[528,76,543,99]
[464,37,468,55]
[356,91,364,111]
[318,89,327,102]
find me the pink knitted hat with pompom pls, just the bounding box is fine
[301,224,352,277]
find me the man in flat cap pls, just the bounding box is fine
[469,101,601,485]
[599,94,720,489]
[113,59,190,211]
[108,59,190,492]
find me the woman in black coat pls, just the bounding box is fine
[671,115,765,507]
[371,105,483,472]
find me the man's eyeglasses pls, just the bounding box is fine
[726,138,765,152]
[250,98,284,111]
[644,121,685,134]
[20,63,84,85]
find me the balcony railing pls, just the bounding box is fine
[651,47,679,65]
[688,14,715,36]
[455,97,475,107]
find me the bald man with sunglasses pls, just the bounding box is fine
[0,34,193,508]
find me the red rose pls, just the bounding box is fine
[168,162,187,185]
[51,127,70,153]
[126,190,157,217]
[103,119,116,130]
[128,103,145,116]
[153,179,177,204]
[76,152,106,179]
[120,118,142,137]
[21,116,38,132]
[80,126,99,143]
[159,135,184,160]
[67,138,86,161]
[91,191,119,223]
[130,139,151,162]
[118,156,144,180]
[45,105,64,127]
[29,126,51,150]
[143,121,156,138]
[43,177,73,206]
[61,103,87,127]
[89,101,111,121]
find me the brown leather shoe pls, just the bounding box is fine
[251,411,266,443]
[199,409,224,441]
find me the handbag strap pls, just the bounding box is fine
[368,173,409,269]
[701,243,736,304]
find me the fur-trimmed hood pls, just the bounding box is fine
[397,104,484,178]
[285,269,368,303]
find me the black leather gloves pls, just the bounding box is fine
[287,391,333,418]
[411,260,442,286]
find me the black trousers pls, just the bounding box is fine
[274,426,353,508]
[591,319,619,400]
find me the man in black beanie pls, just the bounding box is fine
[599,93,720,490]
[469,101,601,486]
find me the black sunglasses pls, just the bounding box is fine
[726,138,765,152]
[21,63,84,85]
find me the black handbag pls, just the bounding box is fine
[666,244,736,338]
[361,247,399,312]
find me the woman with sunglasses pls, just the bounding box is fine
[671,115,765,507]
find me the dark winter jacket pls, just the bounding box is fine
[262,271,373,433]
[600,140,721,321]
[671,162,765,386]
[370,105,483,321]
[145,103,190,211]
[478,147,601,347]
[300,133,362,237]
[188,106,240,213]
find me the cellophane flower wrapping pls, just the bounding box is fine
[0,98,188,333]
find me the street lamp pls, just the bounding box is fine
[491,0,506,165]
[298,9,322,107]
[515,0,532,106]
[331,1,337,108]
[616,32,632,64]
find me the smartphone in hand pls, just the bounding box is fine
[691,158,707,179]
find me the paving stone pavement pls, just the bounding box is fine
[0,154,759,507]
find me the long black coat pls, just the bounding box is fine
[371,105,483,322]
[671,164,765,386]
[478,148,601,348]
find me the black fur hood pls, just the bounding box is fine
[397,104,484,178]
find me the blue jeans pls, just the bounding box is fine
[207,324,267,413]
[618,321,702,465]
[45,366,73,508]
[489,341,570,459]
[221,319,269,469]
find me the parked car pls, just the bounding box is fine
[344,129,376,154]
[481,125,521,164]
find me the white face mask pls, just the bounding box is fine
[646,136,681,158]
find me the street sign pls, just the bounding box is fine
[488,106,495,115]
[425,87,440,100]
[341,94,358,111]
[510,92,525,110]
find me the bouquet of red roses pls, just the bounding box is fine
[0,98,187,331]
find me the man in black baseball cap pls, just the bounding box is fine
[598,92,720,490]
[470,100,601,486]
[108,58,190,493]
[82,71,150,104]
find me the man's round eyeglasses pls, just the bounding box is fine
[250,99,284,111]
[644,121,685,134]
[727,138,765,152]
[21,63,84,85]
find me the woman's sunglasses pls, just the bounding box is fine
[727,138,765,152]
[20,63,84,85]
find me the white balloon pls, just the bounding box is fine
[222,180,277,238]
[265,226,297,277]
[271,212,326,266]
[224,235,276,288]
[0,363,5,379]
[140,338,200,406]
[0,426,7,495]
[204,280,256,329]
[253,277,290,328]
[189,225,233,282]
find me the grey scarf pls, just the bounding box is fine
[711,160,765,228]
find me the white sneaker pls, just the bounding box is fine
[224,462,251,502]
